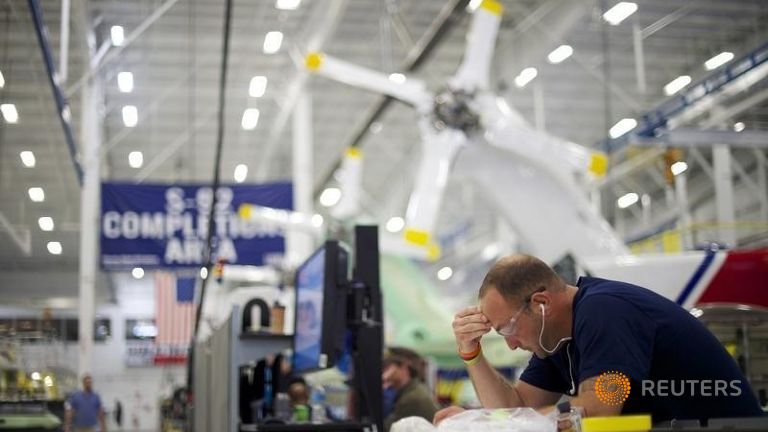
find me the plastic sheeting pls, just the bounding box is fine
[391,408,556,432]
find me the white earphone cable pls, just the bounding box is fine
[538,303,572,355]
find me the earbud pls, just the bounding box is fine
[540,303,545,313]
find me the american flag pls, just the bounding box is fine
[154,272,195,346]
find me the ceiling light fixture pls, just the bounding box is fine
[1,103,19,123]
[132,267,145,279]
[110,25,125,46]
[234,164,248,183]
[249,76,268,97]
[263,31,283,54]
[547,45,573,64]
[47,241,62,255]
[733,122,745,132]
[704,52,734,71]
[241,108,260,130]
[38,217,54,231]
[617,192,639,209]
[20,151,36,167]
[514,67,537,88]
[276,0,301,10]
[122,105,138,127]
[671,161,688,176]
[609,118,637,139]
[319,187,341,207]
[437,266,453,281]
[603,2,638,25]
[664,75,692,96]
[117,71,134,93]
[385,217,405,233]
[128,151,143,168]
[28,187,45,202]
[0,70,5,88]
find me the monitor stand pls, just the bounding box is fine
[347,225,384,432]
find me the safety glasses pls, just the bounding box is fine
[495,287,545,337]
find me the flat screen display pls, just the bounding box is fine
[292,247,326,373]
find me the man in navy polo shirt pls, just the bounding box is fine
[65,374,106,432]
[434,254,761,425]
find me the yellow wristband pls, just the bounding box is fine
[463,352,482,366]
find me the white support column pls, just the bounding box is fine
[664,185,675,206]
[59,0,70,83]
[674,173,693,250]
[533,81,545,132]
[288,93,315,266]
[712,145,737,247]
[641,194,651,230]
[755,149,768,221]
[632,20,646,95]
[78,73,103,378]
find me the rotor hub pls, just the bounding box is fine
[432,88,481,134]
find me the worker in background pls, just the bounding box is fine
[286,377,311,421]
[435,254,761,425]
[382,346,439,431]
[65,374,107,432]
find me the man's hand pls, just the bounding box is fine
[433,406,466,425]
[452,306,491,353]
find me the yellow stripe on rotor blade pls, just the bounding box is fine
[426,243,441,262]
[404,228,430,246]
[480,0,504,15]
[238,204,252,220]
[346,147,362,159]
[305,52,324,71]
[588,152,608,177]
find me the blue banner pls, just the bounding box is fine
[101,182,292,270]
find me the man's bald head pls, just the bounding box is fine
[478,254,564,302]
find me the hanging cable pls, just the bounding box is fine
[0,6,10,172]
[185,0,199,393]
[600,0,613,154]
[192,0,234,341]
[188,0,197,178]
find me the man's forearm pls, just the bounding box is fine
[467,354,524,408]
[537,398,619,418]
[536,378,623,419]
[64,410,73,431]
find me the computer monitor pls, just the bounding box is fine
[292,240,349,374]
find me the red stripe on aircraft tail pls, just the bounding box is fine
[696,248,768,308]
